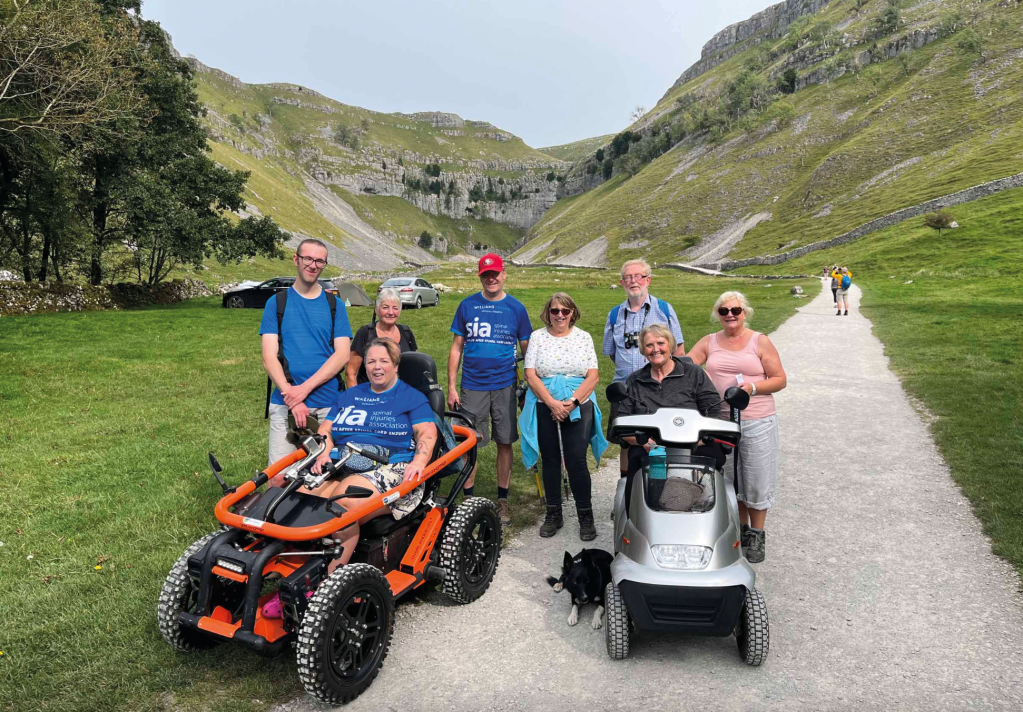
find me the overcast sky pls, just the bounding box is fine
[145,0,776,148]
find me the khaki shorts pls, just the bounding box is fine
[268,403,331,466]
[459,385,517,448]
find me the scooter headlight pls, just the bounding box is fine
[651,545,712,570]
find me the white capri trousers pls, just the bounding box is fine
[723,413,780,510]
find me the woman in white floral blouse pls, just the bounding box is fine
[520,292,608,541]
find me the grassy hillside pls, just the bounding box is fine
[183,60,564,281]
[515,0,1023,267]
[538,134,615,162]
[737,186,1023,573]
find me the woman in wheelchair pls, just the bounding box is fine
[293,338,437,574]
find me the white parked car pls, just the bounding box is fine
[377,277,440,309]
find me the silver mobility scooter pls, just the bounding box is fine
[604,382,768,664]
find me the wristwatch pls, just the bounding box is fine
[751,383,758,396]
[571,397,581,407]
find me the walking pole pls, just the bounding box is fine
[556,420,573,502]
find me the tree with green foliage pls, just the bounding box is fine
[923,210,955,237]
[870,1,900,39]
[333,122,360,149]
[1,0,286,285]
[937,11,963,38]
[595,148,604,162]
[956,28,983,61]
[360,117,369,132]
[776,68,798,94]
[228,113,246,134]
[602,158,613,180]
[546,171,555,181]
[418,230,433,249]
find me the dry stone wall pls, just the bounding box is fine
[704,172,1023,271]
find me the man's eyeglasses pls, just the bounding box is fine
[297,255,327,268]
[622,274,648,283]
[549,308,573,317]
[718,307,744,316]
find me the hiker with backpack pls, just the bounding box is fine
[602,258,685,478]
[833,266,853,316]
[346,288,418,387]
[260,238,353,465]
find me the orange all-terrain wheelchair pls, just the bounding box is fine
[157,353,499,704]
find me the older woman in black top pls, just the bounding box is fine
[346,287,418,387]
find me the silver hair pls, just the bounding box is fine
[375,288,403,312]
[620,258,652,280]
[639,323,677,355]
[711,291,754,322]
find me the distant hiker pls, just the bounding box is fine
[447,253,532,526]
[346,287,418,387]
[830,265,840,305]
[833,266,852,316]
[261,238,352,465]
[688,291,787,563]
[602,258,685,478]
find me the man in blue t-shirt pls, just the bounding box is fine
[447,253,531,525]
[260,239,352,465]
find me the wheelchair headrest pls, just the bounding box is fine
[398,352,438,391]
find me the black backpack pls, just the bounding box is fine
[264,289,344,418]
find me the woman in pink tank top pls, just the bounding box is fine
[688,291,787,564]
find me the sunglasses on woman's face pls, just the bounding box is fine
[718,307,744,316]
[549,308,572,317]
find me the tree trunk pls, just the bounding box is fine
[38,231,50,281]
[91,200,108,286]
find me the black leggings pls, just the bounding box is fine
[831,287,838,303]
[536,401,593,508]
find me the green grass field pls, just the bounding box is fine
[0,269,818,712]
[736,187,1023,573]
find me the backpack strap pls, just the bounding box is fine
[656,297,673,328]
[265,289,293,419]
[608,304,621,327]
[324,291,345,392]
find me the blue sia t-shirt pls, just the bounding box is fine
[325,380,436,463]
[450,292,532,390]
[259,287,353,409]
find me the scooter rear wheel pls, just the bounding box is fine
[604,581,631,660]
[736,587,769,665]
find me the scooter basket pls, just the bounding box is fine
[645,455,716,513]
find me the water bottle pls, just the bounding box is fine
[647,446,667,480]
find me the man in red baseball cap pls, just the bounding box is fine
[447,253,532,525]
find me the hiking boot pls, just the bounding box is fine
[497,498,512,527]
[740,523,753,550]
[746,527,766,563]
[539,505,563,537]
[844,310,848,315]
[577,506,596,542]
[836,311,841,316]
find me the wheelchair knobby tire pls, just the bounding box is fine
[157,532,223,653]
[296,563,394,704]
[439,496,502,604]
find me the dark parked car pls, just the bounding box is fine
[222,277,337,309]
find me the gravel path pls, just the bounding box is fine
[275,282,1023,712]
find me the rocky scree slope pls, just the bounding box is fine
[186,57,566,270]
[513,0,1023,269]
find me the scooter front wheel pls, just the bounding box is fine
[736,587,769,665]
[604,581,631,660]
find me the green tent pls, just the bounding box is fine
[333,281,373,307]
